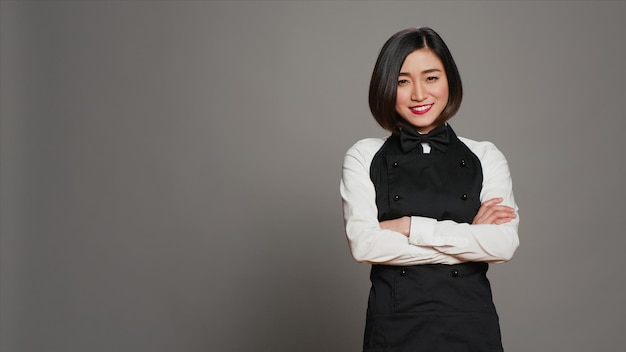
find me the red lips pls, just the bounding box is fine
[410,104,433,115]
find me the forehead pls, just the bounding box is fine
[400,49,445,71]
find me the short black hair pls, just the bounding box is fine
[369,27,463,133]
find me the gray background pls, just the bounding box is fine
[1,1,625,351]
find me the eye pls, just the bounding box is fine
[426,76,440,83]
[398,79,410,86]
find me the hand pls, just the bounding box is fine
[472,197,516,225]
[380,216,411,237]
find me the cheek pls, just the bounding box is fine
[431,86,449,106]
[434,84,448,99]
[395,89,409,106]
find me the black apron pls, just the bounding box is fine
[364,125,503,352]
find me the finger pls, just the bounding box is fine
[482,197,504,207]
[479,205,514,220]
[475,207,516,225]
[474,198,505,220]
[494,217,516,225]
[474,200,495,220]
[482,210,517,225]
[473,206,491,224]
[493,213,517,225]
[490,205,515,214]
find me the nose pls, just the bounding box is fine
[411,82,427,101]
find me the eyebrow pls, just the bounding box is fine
[398,68,442,76]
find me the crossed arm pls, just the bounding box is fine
[340,138,520,266]
[380,197,516,235]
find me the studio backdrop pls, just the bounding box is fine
[1,1,625,351]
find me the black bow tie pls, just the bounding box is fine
[399,124,449,153]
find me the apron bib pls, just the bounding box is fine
[364,125,503,352]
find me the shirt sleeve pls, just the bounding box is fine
[340,139,463,266]
[407,140,520,263]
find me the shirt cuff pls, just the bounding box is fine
[408,216,436,246]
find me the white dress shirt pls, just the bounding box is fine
[340,135,520,266]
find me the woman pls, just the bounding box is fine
[340,27,520,351]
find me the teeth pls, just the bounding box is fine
[411,105,432,112]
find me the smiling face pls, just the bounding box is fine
[395,49,449,133]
